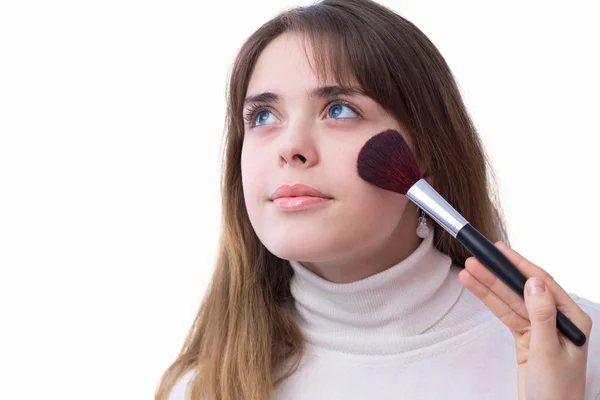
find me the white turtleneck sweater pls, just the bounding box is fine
[168,229,600,399]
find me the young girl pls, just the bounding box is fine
[156,0,599,398]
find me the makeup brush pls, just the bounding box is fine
[357,129,586,347]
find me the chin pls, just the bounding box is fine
[260,231,345,262]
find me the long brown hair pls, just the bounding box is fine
[155,0,508,398]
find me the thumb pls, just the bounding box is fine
[525,277,560,352]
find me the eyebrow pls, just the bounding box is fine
[243,85,367,106]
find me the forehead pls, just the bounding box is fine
[246,33,317,95]
[246,32,356,97]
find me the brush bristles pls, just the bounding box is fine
[357,129,422,195]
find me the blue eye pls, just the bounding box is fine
[255,110,279,127]
[243,101,361,128]
[327,104,359,119]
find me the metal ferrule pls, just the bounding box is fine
[406,179,469,237]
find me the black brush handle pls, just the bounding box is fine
[456,223,586,347]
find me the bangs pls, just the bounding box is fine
[283,7,408,121]
[295,29,359,89]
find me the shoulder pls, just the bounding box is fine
[569,294,600,400]
[167,368,196,400]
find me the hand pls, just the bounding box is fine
[458,241,593,400]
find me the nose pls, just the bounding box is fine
[276,122,319,168]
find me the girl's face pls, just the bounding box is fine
[241,33,421,282]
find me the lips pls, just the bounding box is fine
[269,184,332,212]
[269,184,331,200]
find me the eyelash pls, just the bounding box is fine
[243,99,362,127]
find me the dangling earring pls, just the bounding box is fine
[416,208,430,238]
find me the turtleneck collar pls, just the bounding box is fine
[288,221,491,355]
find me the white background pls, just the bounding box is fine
[1,1,598,399]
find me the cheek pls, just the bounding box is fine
[347,181,406,228]
[370,193,408,231]
[241,139,264,189]
[241,143,259,208]
[332,144,401,204]
[241,140,269,229]
[330,155,407,235]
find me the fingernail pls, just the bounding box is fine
[527,278,546,295]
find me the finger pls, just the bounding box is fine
[465,256,529,321]
[524,277,561,354]
[495,242,590,329]
[458,268,529,334]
